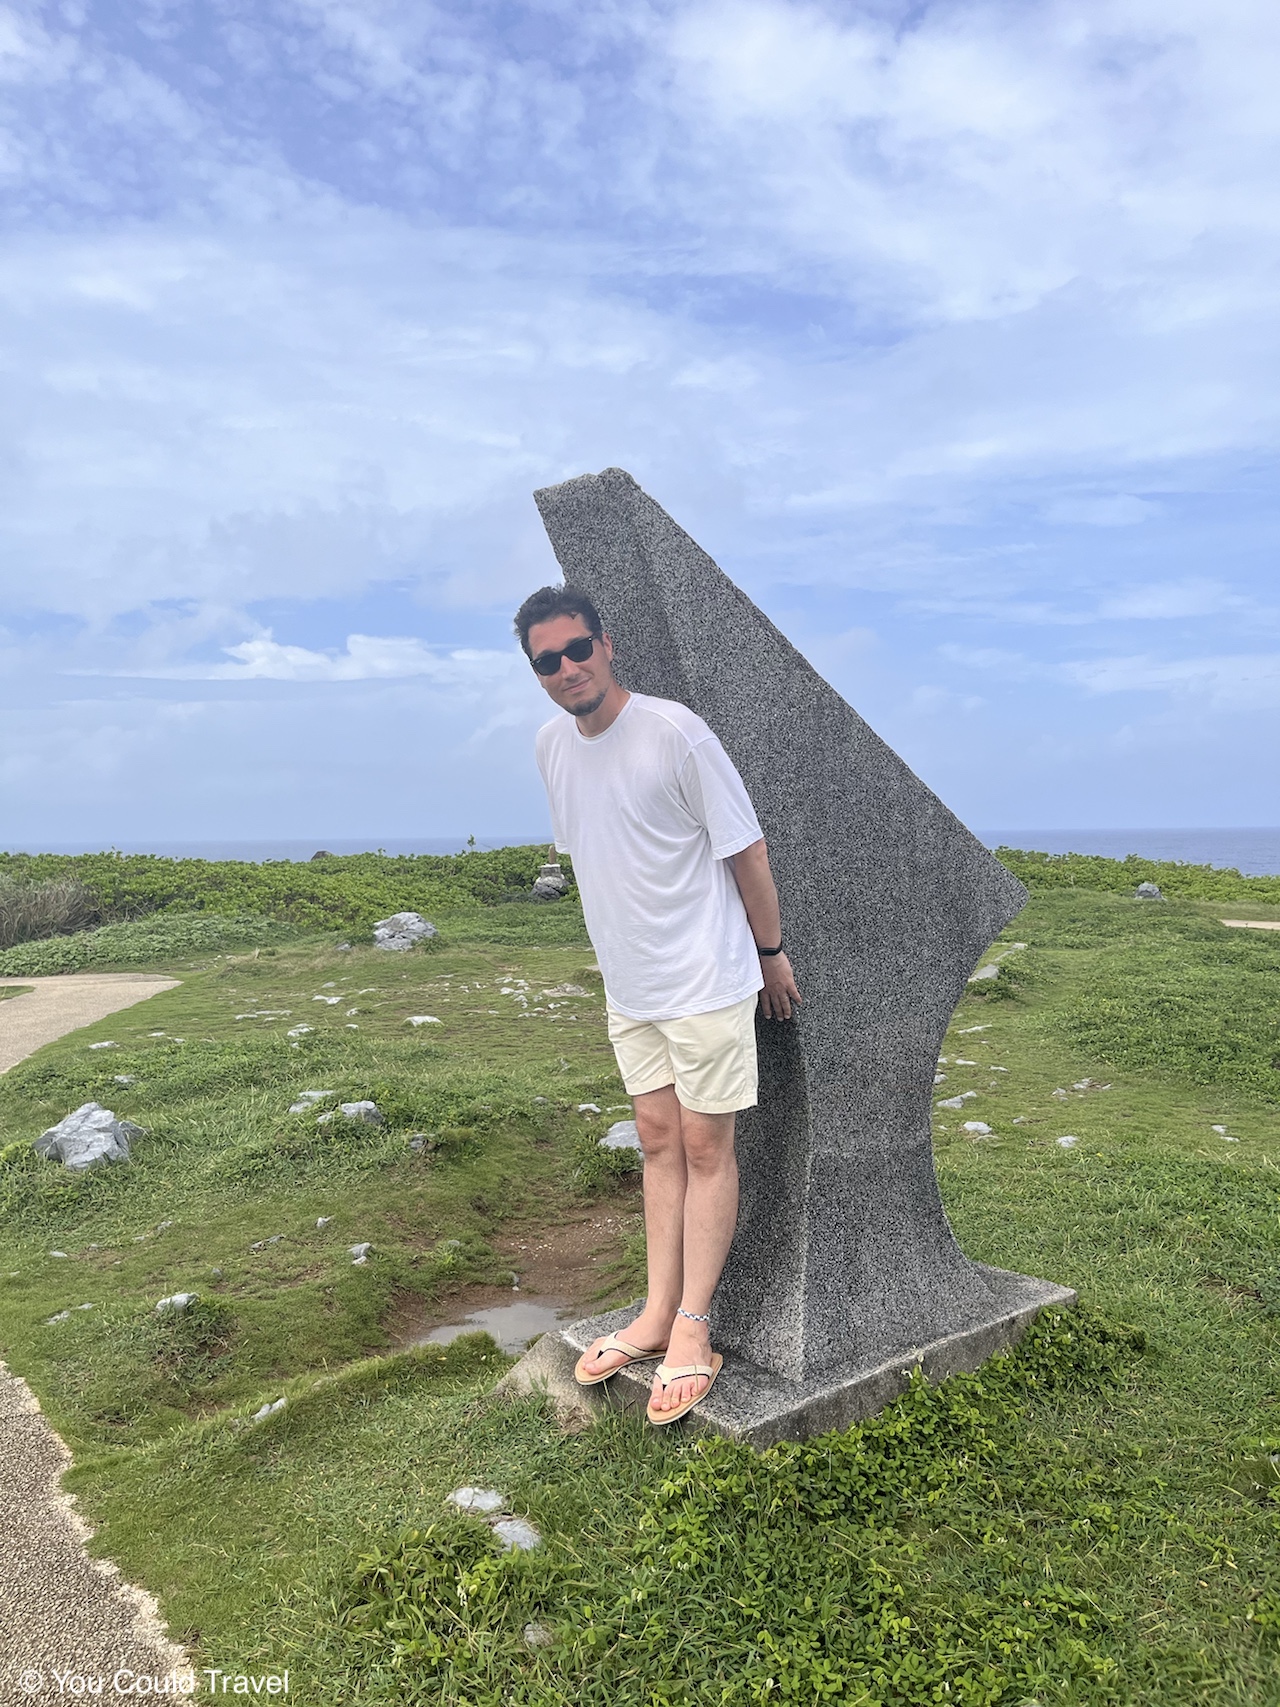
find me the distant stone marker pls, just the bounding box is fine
[503,467,1074,1448]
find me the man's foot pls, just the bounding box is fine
[576,1310,671,1381]
[649,1317,712,1413]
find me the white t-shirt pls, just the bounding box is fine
[535,693,764,1021]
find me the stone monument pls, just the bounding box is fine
[504,467,1074,1447]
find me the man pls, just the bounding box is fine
[515,583,801,1424]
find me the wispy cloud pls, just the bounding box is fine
[137,634,516,684]
[1065,651,1280,710]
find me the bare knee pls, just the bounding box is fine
[681,1115,736,1176]
[633,1095,683,1159]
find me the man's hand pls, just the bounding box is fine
[759,951,801,1020]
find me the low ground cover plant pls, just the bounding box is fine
[0,864,1277,1702]
[323,1310,1152,1705]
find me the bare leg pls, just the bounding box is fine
[651,1107,738,1413]
[576,1085,686,1377]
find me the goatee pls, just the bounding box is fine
[567,687,608,719]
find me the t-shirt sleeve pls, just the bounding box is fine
[535,727,571,855]
[678,736,763,859]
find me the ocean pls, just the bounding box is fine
[4,829,1280,876]
[976,828,1280,877]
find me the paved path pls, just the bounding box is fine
[1221,918,1280,931]
[0,975,180,1075]
[1,975,190,1702]
[0,1366,192,1703]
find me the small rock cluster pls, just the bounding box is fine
[316,1100,384,1127]
[446,1486,541,1552]
[46,1303,95,1324]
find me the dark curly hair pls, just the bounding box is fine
[513,584,604,659]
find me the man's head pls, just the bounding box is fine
[514,584,616,719]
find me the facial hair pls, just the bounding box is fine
[565,685,608,719]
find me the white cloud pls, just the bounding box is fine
[663,0,1280,325]
[1097,579,1254,621]
[165,634,515,683]
[1065,651,1280,709]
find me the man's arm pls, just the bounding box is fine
[728,838,802,1021]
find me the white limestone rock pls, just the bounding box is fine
[600,1120,642,1152]
[493,1517,541,1552]
[447,1486,505,1514]
[289,1089,334,1114]
[317,1101,384,1127]
[155,1292,199,1314]
[33,1103,141,1172]
[373,912,438,951]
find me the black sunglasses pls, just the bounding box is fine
[530,634,597,677]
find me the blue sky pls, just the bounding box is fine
[1,0,1277,844]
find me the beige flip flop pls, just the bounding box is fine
[573,1332,669,1387]
[645,1353,723,1426]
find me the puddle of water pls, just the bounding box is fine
[420,1296,570,1354]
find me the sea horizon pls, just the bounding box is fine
[3,827,1280,876]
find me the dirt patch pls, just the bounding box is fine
[1201,1273,1264,1304]
[385,1185,644,1350]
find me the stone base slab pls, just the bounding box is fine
[495,1267,1077,1450]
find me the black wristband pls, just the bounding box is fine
[757,943,784,957]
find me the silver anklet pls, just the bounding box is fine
[677,1306,710,1323]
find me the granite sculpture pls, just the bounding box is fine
[508,467,1074,1447]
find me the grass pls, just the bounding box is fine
[1,874,1279,1703]
[0,899,629,1449]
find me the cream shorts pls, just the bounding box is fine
[606,992,759,1115]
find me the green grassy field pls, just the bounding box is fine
[1,878,1279,1704]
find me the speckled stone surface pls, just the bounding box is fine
[526,466,1073,1434]
[500,1278,1073,1450]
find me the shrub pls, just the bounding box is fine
[997,846,1280,904]
[0,846,566,930]
[0,874,98,949]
